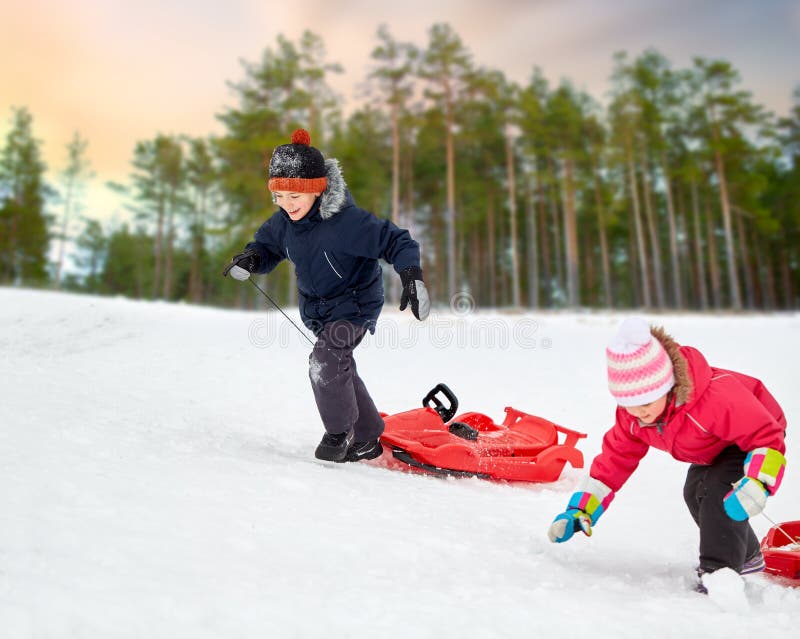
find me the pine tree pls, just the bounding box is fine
[419,23,473,301]
[54,132,93,289]
[129,134,184,299]
[368,24,418,303]
[73,218,106,292]
[546,82,588,307]
[0,107,49,284]
[518,69,551,308]
[215,31,342,307]
[609,56,652,307]
[689,59,771,309]
[185,138,216,303]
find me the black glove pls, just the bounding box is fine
[223,247,261,280]
[399,266,430,321]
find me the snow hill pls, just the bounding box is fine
[1,288,798,638]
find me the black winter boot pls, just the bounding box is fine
[315,428,355,462]
[343,439,383,462]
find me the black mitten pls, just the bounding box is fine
[399,267,430,321]
[223,247,261,278]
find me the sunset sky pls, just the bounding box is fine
[2,0,798,225]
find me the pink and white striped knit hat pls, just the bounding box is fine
[606,317,675,406]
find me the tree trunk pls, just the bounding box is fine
[548,159,564,303]
[488,195,497,307]
[779,241,794,309]
[562,156,580,307]
[690,180,709,310]
[497,195,508,306]
[675,183,691,309]
[457,200,467,302]
[470,232,481,305]
[582,227,596,305]
[162,193,176,300]
[189,188,206,304]
[389,102,401,305]
[592,161,612,308]
[135,230,145,299]
[505,132,521,307]
[163,220,174,300]
[661,158,682,308]
[537,161,551,306]
[54,180,74,289]
[626,138,651,307]
[753,236,771,309]
[640,149,666,307]
[526,163,539,308]
[445,80,457,299]
[627,209,640,307]
[734,210,755,309]
[153,203,164,299]
[429,203,442,304]
[705,200,722,309]
[713,146,742,309]
[1,213,16,282]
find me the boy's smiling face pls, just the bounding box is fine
[272,191,320,221]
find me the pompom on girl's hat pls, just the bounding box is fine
[267,129,328,193]
[606,317,675,406]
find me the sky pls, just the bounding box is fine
[1,0,799,227]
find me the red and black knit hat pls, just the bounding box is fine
[267,129,328,193]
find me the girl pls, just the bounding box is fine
[548,317,787,592]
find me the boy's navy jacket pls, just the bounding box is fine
[246,159,420,335]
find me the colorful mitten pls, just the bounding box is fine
[548,477,614,543]
[723,447,786,522]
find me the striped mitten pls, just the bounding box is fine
[548,477,614,543]
[723,447,786,521]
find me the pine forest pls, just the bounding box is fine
[2,25,799,311]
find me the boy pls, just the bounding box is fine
[224,129,429,462]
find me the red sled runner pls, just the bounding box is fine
[377,384,586,482]
[761,520,800,583]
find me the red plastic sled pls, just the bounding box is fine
[377,384,586,482]
[761,520,800,583]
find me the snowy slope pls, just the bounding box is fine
[1,288,798,638]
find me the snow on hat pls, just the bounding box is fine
[606,317,675,406]
[267,129,328,193]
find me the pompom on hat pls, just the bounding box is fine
[606,317,675,406]
[267,129,328,193]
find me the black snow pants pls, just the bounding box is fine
[683,445,761,573]
[309,320,385,442]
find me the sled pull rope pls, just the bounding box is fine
[760,511,800,544]
[737,483,799,543]
[249,278,315,346]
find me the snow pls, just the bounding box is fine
[1,288,798,637]
[701,568,749,612]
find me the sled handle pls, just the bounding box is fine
[422,383,459,423]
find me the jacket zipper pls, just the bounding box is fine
[324,251,343,279]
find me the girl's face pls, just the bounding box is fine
[272,191,320,221]
[624,393,669,424]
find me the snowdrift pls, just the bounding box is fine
[1,288,798,638]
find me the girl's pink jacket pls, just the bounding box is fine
[590,332,787,494]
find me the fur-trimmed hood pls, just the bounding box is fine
[318,158,348,220]
[650,325,692,406]
[592,326,786,492]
